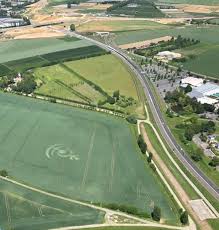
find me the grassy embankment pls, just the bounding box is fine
[148,81,219,212]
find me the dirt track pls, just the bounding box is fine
[140,123,212,230]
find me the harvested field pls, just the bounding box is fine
[3,27,64,40]
[119,36,172,49]
[158,0,219,5]
[176,4,219,14]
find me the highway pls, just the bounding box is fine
[111,46,219,200]
[53,28,219,204]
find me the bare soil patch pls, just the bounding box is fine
[176,4,219,14]
[119,36,172,49]
[3,27,64,39]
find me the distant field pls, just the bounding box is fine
[115,25,219,45]
[107,0,164,18]
[115,25,219,78]
[0,37,92,63]
[0,179,104,230]
[0,93,177,222]
[174,43,219,78]
[157,0,219,5]
[48,0,87,6]
[0,45,107,74]
[77,20,167,32]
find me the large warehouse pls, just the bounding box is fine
[180,77,219,105]
[188,82,219,105]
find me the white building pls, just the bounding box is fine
[181,77,203,88]
[188,82,219,105]
[197,97,218,105]
[155,51,182,61]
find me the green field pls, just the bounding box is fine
[0,92,177,222]
[34,54,143,115]
[115,25,219,78]
[107,0,164,18]
[34,62,105,103]
[77,20,167,32]
[0,45,107,75]
[174,43,219,78]
[0,179,104,230]
[0,37,92,64]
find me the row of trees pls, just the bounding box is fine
[135,35,200,57]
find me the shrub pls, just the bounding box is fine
[147,152,153,163]
[151,206,161,221]
[191,154,202,162]
[0,170,8,177]
[137,135,147,154]
[70,24,75,31]
[209,157,219,167]
[126,115,137,124]
[107,96,115,105]
[180,211,189,225]
[150,163,156,172]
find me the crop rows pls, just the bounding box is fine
[0,45,108,76]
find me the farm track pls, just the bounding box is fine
[140,122,211,230]
[0,176,188,230]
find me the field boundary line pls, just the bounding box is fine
[0,175,188,230]
[10,115,41,168]
[81,126,97,189]
[33,94,125,118]
[4,193,11,225]
[109,135,116,193]
[50,223,185,230]
[0,116,22,145]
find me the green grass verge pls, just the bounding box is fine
[208,219,219,230]
[144,123,198,200]
[148,81,219,212]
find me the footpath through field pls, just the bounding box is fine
[139,107,213,230]
[0,176,186,230]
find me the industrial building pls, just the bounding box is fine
[181,77,203,88]
[188,82,219,105]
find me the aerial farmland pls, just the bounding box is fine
[0,0,219,230]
